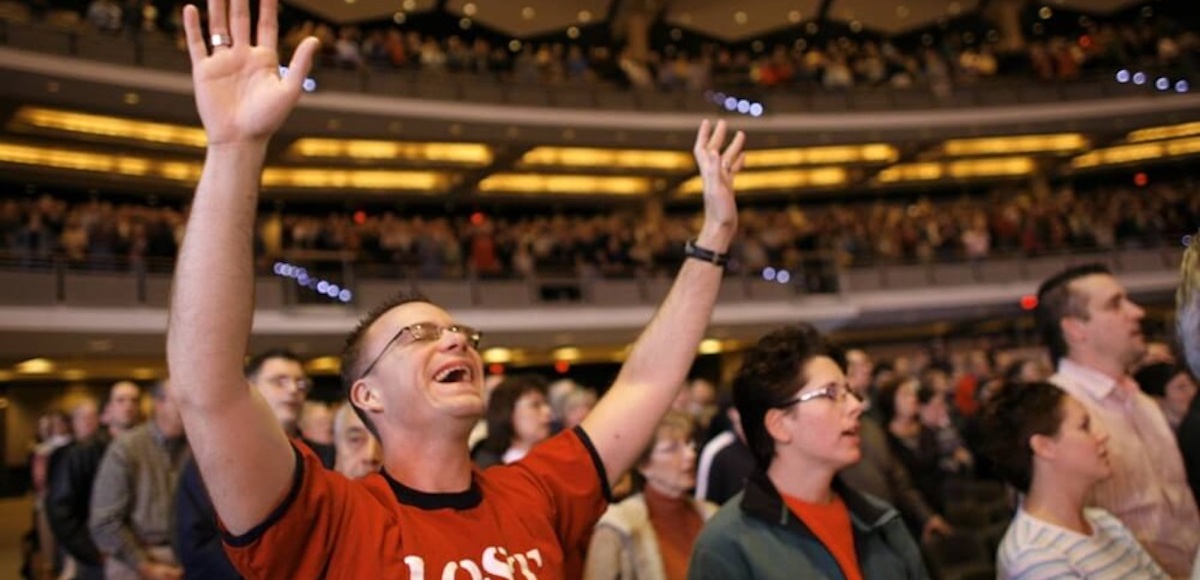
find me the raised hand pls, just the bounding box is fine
[182,0,319,147]
[692,119,746,244]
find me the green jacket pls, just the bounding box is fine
[688,471,930,580]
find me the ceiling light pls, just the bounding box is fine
[483,348,513,364]
[942,134,1087,156]
[519,147,693,171]
[287,138,492,165]
[479,174,652,196]
[10,106,208,147]
[677,167,848,194]
[16,358,55,374]
[462,2,476,15]
[553,347,581,362]
[261,168,451,192]
[521,6,535,19]
[698,339,723,355]
[745,144,898,167]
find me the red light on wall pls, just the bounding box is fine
[554,360,570,374]
[1020,295,1039,310]
[470,211,486,226]
[1134,172,1148,187]
[353,210,366,225]
[488,363,505,376]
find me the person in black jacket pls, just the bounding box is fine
[46,381,142,580]
[174,349,332,579]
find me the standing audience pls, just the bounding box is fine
[981,381,1167,579]
[585,411,716,580]
[47,381,142,580]
[1036,264,1200,576]
[689,324,927,579]
[89,379,189,580]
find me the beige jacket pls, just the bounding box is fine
[584,492,717,580]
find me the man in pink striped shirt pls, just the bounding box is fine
[1036,263,1199,578]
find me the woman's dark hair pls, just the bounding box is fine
[979,381,1066,493]
[478,374,549,455]
[733,323,844,470]
[875,376,918,424]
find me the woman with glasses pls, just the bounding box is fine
[471,375,554,468]
[981,381,1167,579]
[689,324,928,580]
[584,411,716,580]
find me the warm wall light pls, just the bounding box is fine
[552,347,581,362]
[288,138,493,165]
[519,147,695,171]
[1070,137,1200,169]
[482,348,513,364]
[877,157,1034,182]
[62,369,88,381]
[677,167,848,194]
[479,174,652,196]
[942,134,1087,156]
[743,144,898,167]
[10,106,208,147]
[698,339,723,355]
[261,168,451,192]
[1127,121,1200,143]
[0,142,205,181]
[16,358,56,374]
[305,356,341,373]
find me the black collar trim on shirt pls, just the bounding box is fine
[383,470,484,510]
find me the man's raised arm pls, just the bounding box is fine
[165,0,318,534]
[581,119,745,487]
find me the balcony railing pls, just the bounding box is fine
[0,245,1184,310]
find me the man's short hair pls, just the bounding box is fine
[979,381,1066,493]
[1035,263,1113,363]
[245,348,303,380]
[107,380,140,402]
[338,292,432,440]
[149,378,170,401]
[732,323,845,470]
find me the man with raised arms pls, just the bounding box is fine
[165,0,745,575]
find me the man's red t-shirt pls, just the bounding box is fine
[222,427,609,579]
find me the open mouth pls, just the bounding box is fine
[434,364,472,384]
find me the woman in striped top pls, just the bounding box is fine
[980,381,1168,579]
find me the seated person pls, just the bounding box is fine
[585,411,717,580]
[980,381,1167,579]
[688,324,927,579]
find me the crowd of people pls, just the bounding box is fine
[21,353,381,580]
[20,281,1200,578]
[15,0,1200,96]
[9,0,1200,578]
[2,181,1195,284]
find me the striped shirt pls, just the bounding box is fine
[998,507,1167,579]
[1051,359,1200,577]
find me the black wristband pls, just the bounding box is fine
[684,238,730,267]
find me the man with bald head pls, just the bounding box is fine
[47,381,143,580]
[333,404,382,480]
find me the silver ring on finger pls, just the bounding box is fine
[211,33,232,49]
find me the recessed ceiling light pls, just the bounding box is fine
[462,2,476,16]
[402,0,416,10]
[788,10,801,23]
[734,10,748,24]
[567,26,580,39]
[577,9,592,23]
[521,6,535,20]
[123,92,140,105]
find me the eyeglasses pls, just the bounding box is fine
[775,383,862,408]
[358,322,483,380]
